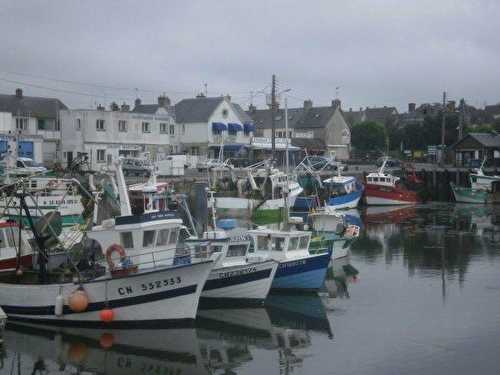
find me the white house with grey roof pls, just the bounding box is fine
[60,97,175,170]
[0,88,67,165]
[248,99,351,160]
[174,95,255,164]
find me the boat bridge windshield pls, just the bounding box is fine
[252,232,310,253]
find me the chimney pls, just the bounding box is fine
[304,99,313,111]
[121,102,130,112]
[349,107,353,112]
[408,103,416,113]
[158,94,171,107]
[110,102,119,111]
[332,99,341,109]
[196,92,206,98]
[248,104,257,113]
[134,98,141,107]
[225,94,231,102]
[97,104,105,111]
[15,88,23,98]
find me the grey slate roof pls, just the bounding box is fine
[231,103,253,123]
[174,97,224,123]
[248,106,337,130]
[468,132,500,148]
[343,110,365,127]
[0,92,67,119]
[132,104,162,114]
[364,107,398,123]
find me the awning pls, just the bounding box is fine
[210,144,248,152]
[244,123,256,133]
[212,122,227,132]
[227,123,243,132]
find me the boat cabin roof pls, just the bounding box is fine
[323,176,356,184]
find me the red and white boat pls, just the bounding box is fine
[0,220,34,270]
[364,159,420,206]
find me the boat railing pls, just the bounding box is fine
[107,244,215,276]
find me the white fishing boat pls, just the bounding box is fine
[211,160,303,222]
[470,158,500,191]
[0,177,85,227]
[0,173,218,326]
[308,205,346,232]
[187,229,278,303]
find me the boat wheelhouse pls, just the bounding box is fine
[248,228,331,291]
[470,159,500,191]
[0,220,33,270]
[323,176,364,210]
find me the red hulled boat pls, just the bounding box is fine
[364,159,420,206]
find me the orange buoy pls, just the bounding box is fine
[100,308,114,323]
[68,342,89,363]
[99,333,114,349]
[68,288,89,313]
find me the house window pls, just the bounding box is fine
[118,120,127,132]
[96,149,105,163]
[169,124,175,135]
[75,118,81,131]
[160,123,167,133]
[142,122,151,133]
[37,119,46,130]
[15,117,28,130]
[96,119,105,131]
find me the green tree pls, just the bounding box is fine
[351,121,386,151]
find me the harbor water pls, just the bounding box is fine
[1,203,500,374]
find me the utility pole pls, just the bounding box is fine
[271,74,277,162]
[458,98,465,140]
[440,91,446,166]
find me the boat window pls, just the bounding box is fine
[193,243,210,258]
[211,245,224,254]
[272,237,286,251]
[5,229,16,247]
[143,230,156,248]
[156,229,170,246]
[373,177,379,182]
[169,228,178,245]
[0,230,5,248]
[257,236,270,251]
[227,244,247,257]
[289,236,299,251]
[120,232,134,249]
[299,236,309,249]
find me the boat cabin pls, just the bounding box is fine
[185,231,252,268]
[0,221,33,270]
[88,212,186,269]
[128,180,174,215]
[365,172,399,188]
[247,228,311,261]
[323,176,359,196]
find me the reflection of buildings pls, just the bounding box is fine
[354,203,500,299]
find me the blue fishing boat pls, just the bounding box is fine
[323,175,364,209]
[248,228,331,291]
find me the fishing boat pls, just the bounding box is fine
[210,160,303,223]
[309,223,360,260]
[0,177,85,227]
[308,205,345,232]
[470,158,500,191]
[323,174,364,209]
[247,227,331,291]
[0,175,218,326]
[450,182,488,204]
[186,230,278,304]
[365,158,420,205]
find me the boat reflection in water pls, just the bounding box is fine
[1,294,332,375]
[321,256,359,310]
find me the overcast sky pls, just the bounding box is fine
[0,0,499,112]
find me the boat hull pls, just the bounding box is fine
[450,183,487,204]
[0,261,214,327]
[365,184,419,206]
[271,252,331,291]
[201,260,278,301]
[326,187,364,209]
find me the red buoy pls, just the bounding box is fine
[68,288,89,313]
[99,333,114,349]
[100,308,114,323]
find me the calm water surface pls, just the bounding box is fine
[2,203,500,375]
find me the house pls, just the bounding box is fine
[0,88,68,164]
[484,104,500,121]
[174,95,254,165]
[343,108,366,127]
[450,132,500,166]
[248,99,351,160]
[364,106,399,125]
[60,97,175,171]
